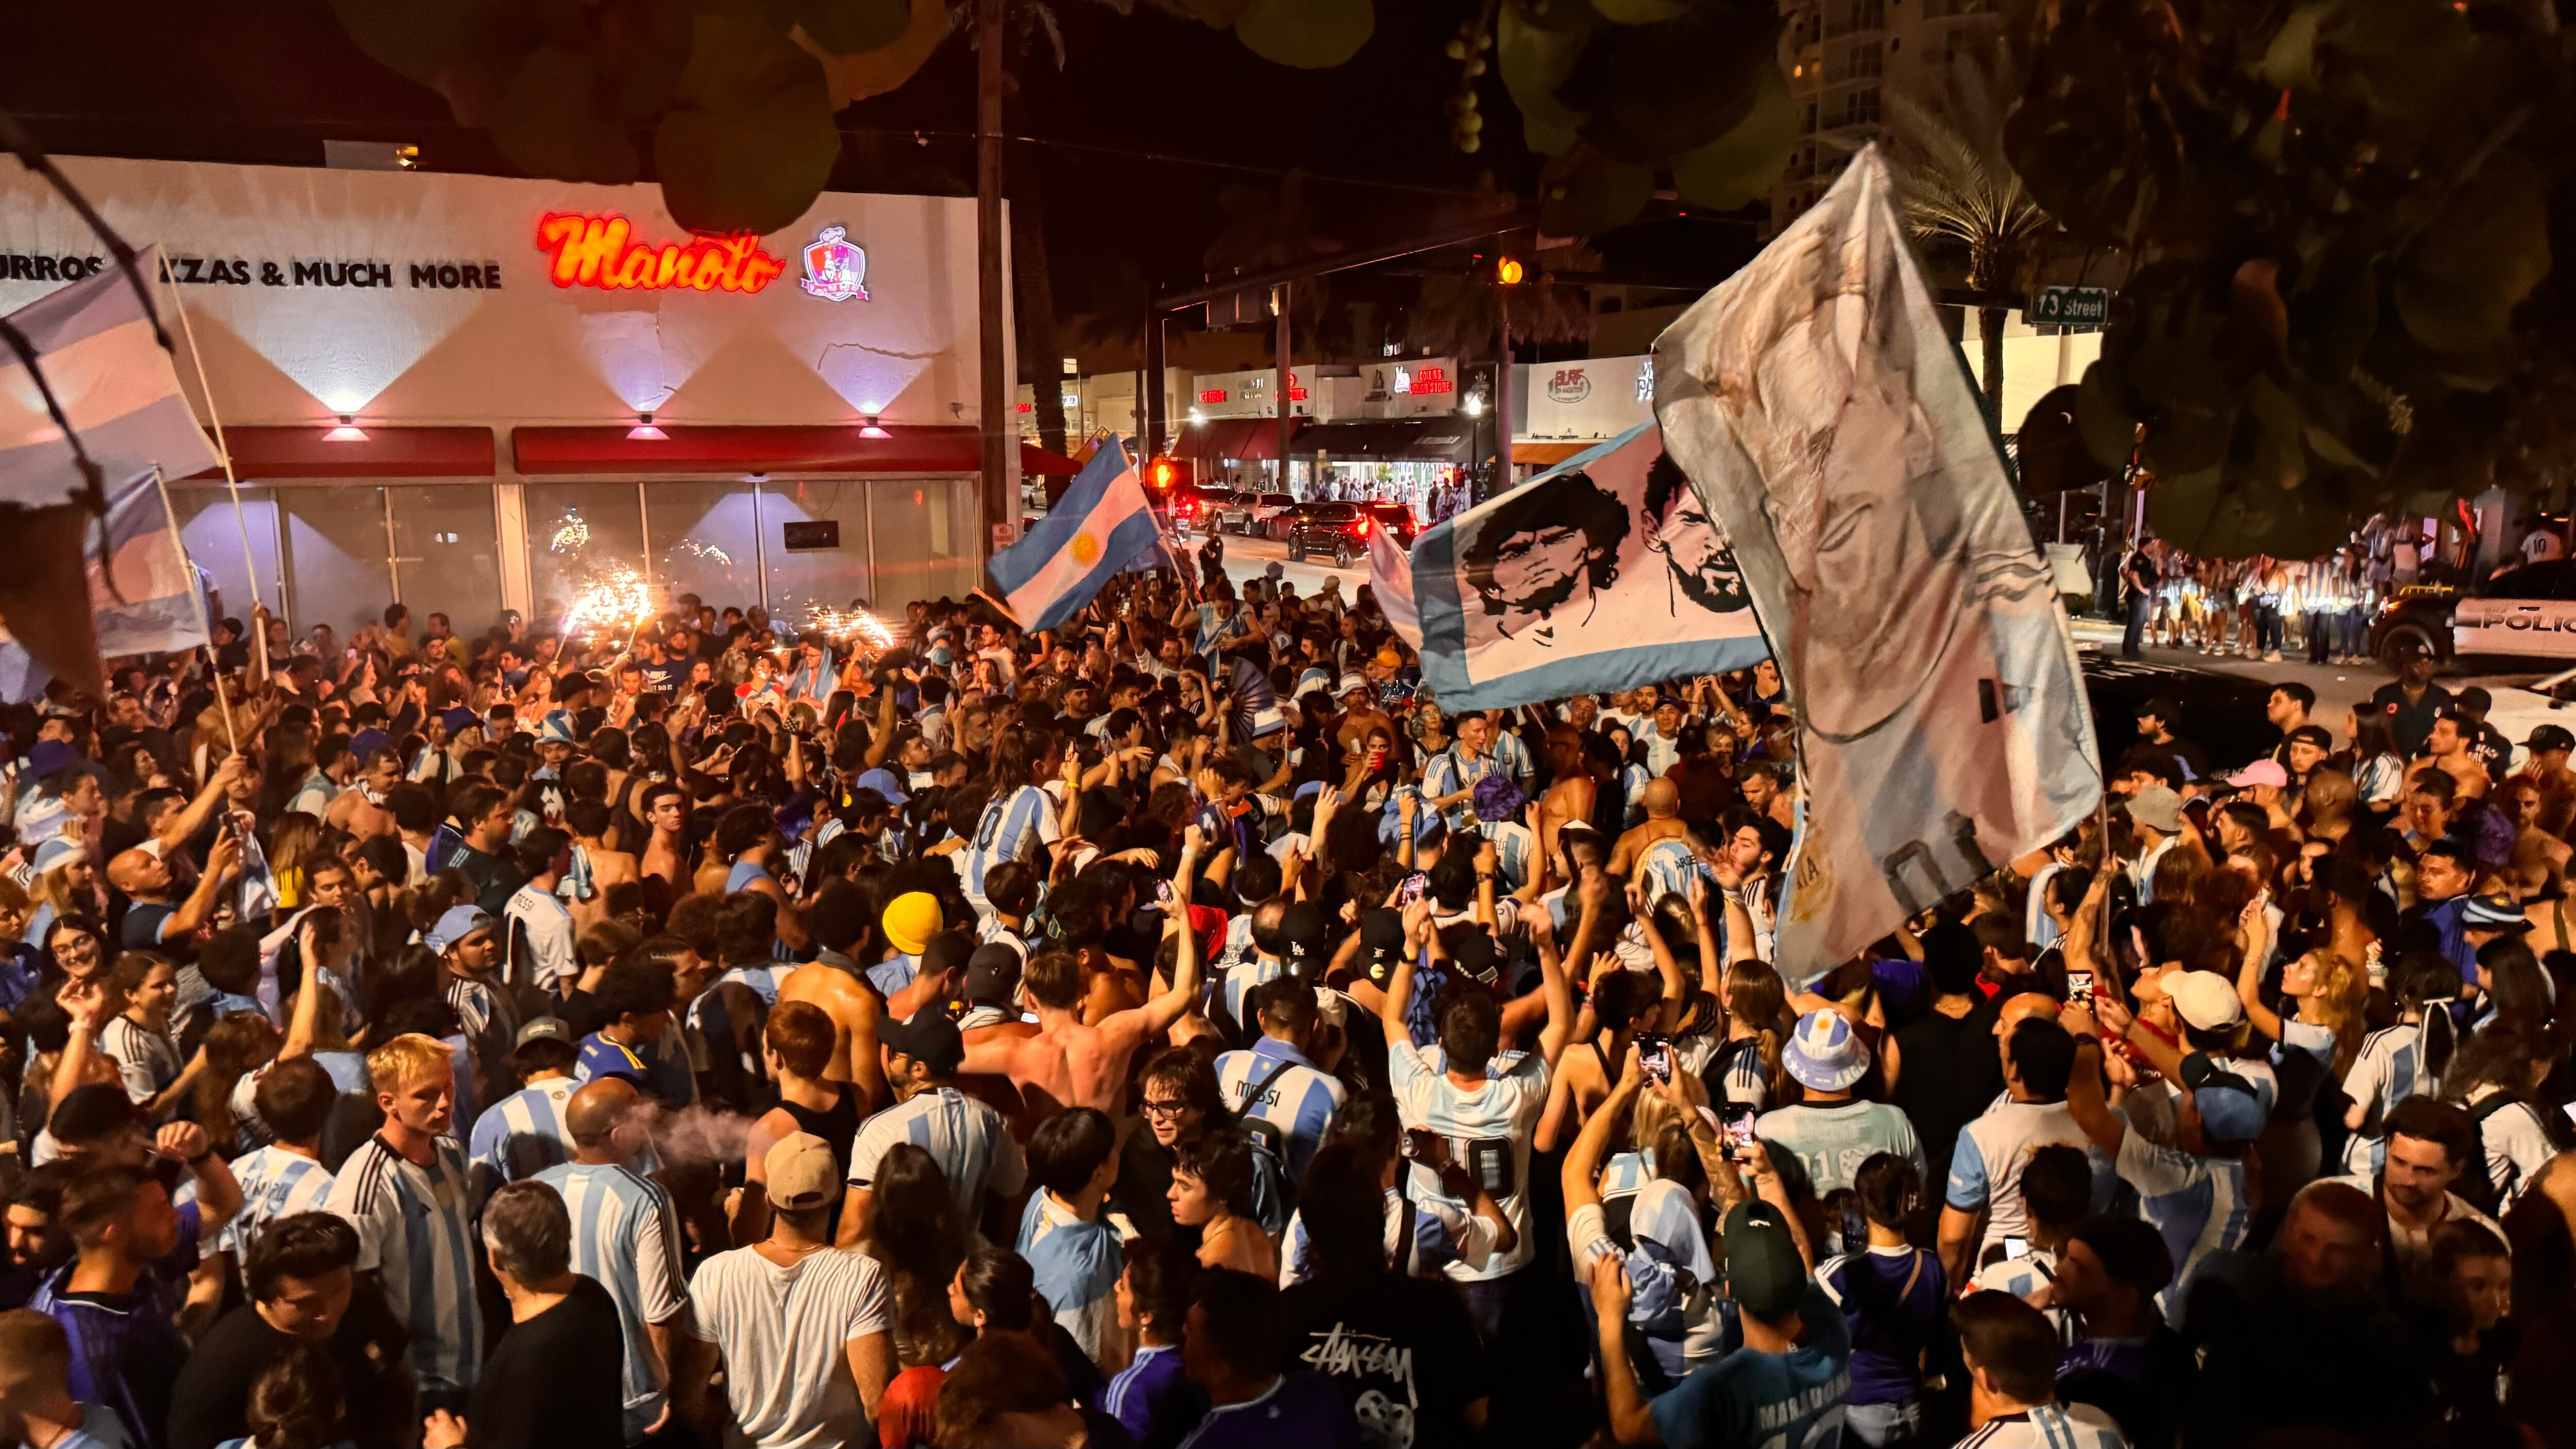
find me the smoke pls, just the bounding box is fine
[639,1102,757,1169]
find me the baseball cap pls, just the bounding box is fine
[24,740,78,780]
[1277,901,1330,975]
[425,905,497,954]
[882,891,942,957]
[1374,646,1404,670]
[855,767,910,807]
[2225,759,2288,790]
[1783,1009,1870,1093]
[440,706,478,736]
[2463,894,2533,932]
[513,1017,573,1053]
[2285,724,2334,751]
[1360,909,1407,981]
[2123,785,2184,834]
[1448,929,1499,982]
[2529,724,2576,754]
[2166,969,2245,1032]
[1722,1200,1809,1318]
[764,1132,841,1212]
[879,1010,965,1075]
[2178,1052,2269,1145]
[964,944,1022,1005]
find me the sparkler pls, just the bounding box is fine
[549,509,590,554]
[805,603,894,651]
[563,566,654,638]
[667,539,733,567]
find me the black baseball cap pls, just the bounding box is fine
[1722,1201,1808,1318]
[1278,901,1331,976]
[2285,724,2333,750]
[965,944,1022,1005]
[2529,724,2576,754]
[879,1010,965,1075]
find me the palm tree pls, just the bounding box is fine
[1883,37,2050,428]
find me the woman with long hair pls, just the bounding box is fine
[268,811,324,916]
[1713,958,1791,1110]
[2441,1023,2563,1209]
[2345,706,2408,814]
[857,1143,969,1344]
[2341,948,2461,1174]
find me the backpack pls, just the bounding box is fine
[1235,1056,1301,1235]
[2453,1092,2530,1218]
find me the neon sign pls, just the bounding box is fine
[1412,366,1454,395]
[1197,388,1229,404]
[535,213,786,294]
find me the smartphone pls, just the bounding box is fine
[1719,1103,1758,1161]
[1153,879,1175,908]
[1397,874,1427,907]
[2065,969,2094,1002]
[2004,1235,2030,1261]
[1637,1033,1672,1084]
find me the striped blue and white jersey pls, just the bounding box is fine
[2113,1126,2249,1318]
[1948,1101,2099,1258]
[327,1135,482,1393]
[1279,1186,1497,1286]
[1215,953,1287,1036]
[99,1017,182,1112]
[961,783,1060,913]
[1970,1249,2074,1341]
[467,1076,579,1184]
[848,1086,1026,1222]
[1215,1038,1346,1182]
[503,882,579,995]
[1387,1041,1549,1282]
[1956,1402,2133,1448]
[2340,1021,2437,1174]
[1489,728,1536,792]
[534,1161,692,1442]
[219,1146,336,1259]
[1418,746,1502,827]
[1635,837,1709,911]
[1480,819,1536,895]
[1019,1190,1125,1365]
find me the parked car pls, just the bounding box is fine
[1358,501,1419,550]
[1163,487,1232,536]
[2443,560,2576,669]
[2078,653,2279,776]
[1267,502,1316,542]
[1285,503,1389,568]
[2471,665,2576,774]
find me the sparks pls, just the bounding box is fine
[805,604,893,650]
[549,511,590,554]
[563,566,653,636]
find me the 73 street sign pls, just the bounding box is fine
[2024,285,2110,328]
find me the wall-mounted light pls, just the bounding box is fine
[324,414,367,442]
[1463,395,1485,417]
[860,414,891,439]
[629,411,668,441]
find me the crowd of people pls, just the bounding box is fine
[1,556,2574,1449]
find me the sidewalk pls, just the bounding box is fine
[2067,616,2389,723]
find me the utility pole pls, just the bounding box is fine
[1274,282,1294,495]
[1494,284,1513,499]
[976,0,1008,554]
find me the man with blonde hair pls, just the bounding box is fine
[325,1032,482,1412]
[0,1308,134,1449]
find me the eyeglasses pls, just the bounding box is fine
[1141,1098,1190,1119]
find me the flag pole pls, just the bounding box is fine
[158,251,263,620]
[151,463,239,759]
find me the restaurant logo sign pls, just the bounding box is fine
[1546,367,1591,403]
[799,225,870,301]
[534,212,786,294]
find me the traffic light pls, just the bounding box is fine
[1148,456,1180,490]
[1496,257,1524,285]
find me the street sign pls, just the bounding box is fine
[2024,285,2110,328]
[990,521,1018,550]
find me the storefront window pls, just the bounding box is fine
[279,485,398,640]
[869,479,978,606]
[525,483,650,628]
[388,485,502,636]
[173,485,284,633]
[643,483,762,613]
[760,480,874,624]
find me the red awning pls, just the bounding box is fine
[1174,418,1297,463]
[1020,443,1083,477]
[511,424,986,475]
[181,426,497,479]
[1513,440,1592,467]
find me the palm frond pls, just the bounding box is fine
[1882,36,2050,291]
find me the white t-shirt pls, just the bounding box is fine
[1947,1100,2098,1255]
[1386,1042,1549,1282]
[687,1246,892,1449]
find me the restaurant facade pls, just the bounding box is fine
[0,157,1014,639]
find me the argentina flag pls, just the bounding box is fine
[987,436,1163,632]
[0,470,213,701]
[0,248,220,508]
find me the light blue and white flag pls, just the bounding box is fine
[987,436,1161,633]
[1401,422,1767,710]
[0,469,213,701]
[0,248,219,508]
[1653,146,2100,985]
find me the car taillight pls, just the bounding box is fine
[1356,517,1371,535]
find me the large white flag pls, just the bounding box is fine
[1653,146,2100,985]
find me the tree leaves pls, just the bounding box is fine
[1671,60,1793,210]
[1497,0,1595,155]
[804,0,950,105]
[1560,4,1772,164]
[1233,0,1375,69]
[790,0,913,56]
[657,2,841,234]
[1538,146,1655,235]
[488,45,641,184]
[2395,152,2552,356]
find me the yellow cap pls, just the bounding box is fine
[883,891,943,957]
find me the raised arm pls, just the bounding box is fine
[1111,828,1206,1044]
[1562,1049,1642,1214]
[2234,897,2285,1042]
[2053,1005,2130,1157]
[1380,899,1433,1048]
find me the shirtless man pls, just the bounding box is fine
[958,829,1205,1120]
[1538,724,1599,868]
[775,933,889,1119]
[1333,677,1396,760]
[639,782,689,888]
[325,747,403,840]
[2404,711,2492,802]
[564,800,640,933]
[1605,778,1705,879]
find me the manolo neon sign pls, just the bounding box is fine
[535,213,787,294]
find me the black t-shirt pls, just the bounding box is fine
[444,842,522,916]
[467,1275,626,1449]
[2124,551,2157,600]
[168,1289,413,1449]
[1278,1266,1489,1449]
[1889,1001,2005,1180]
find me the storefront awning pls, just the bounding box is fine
[511,424,986,475]
[181,426,497,479]
[1512,440,1594,468]
[1173,418,1295,463]
[1292,418,1473,463]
